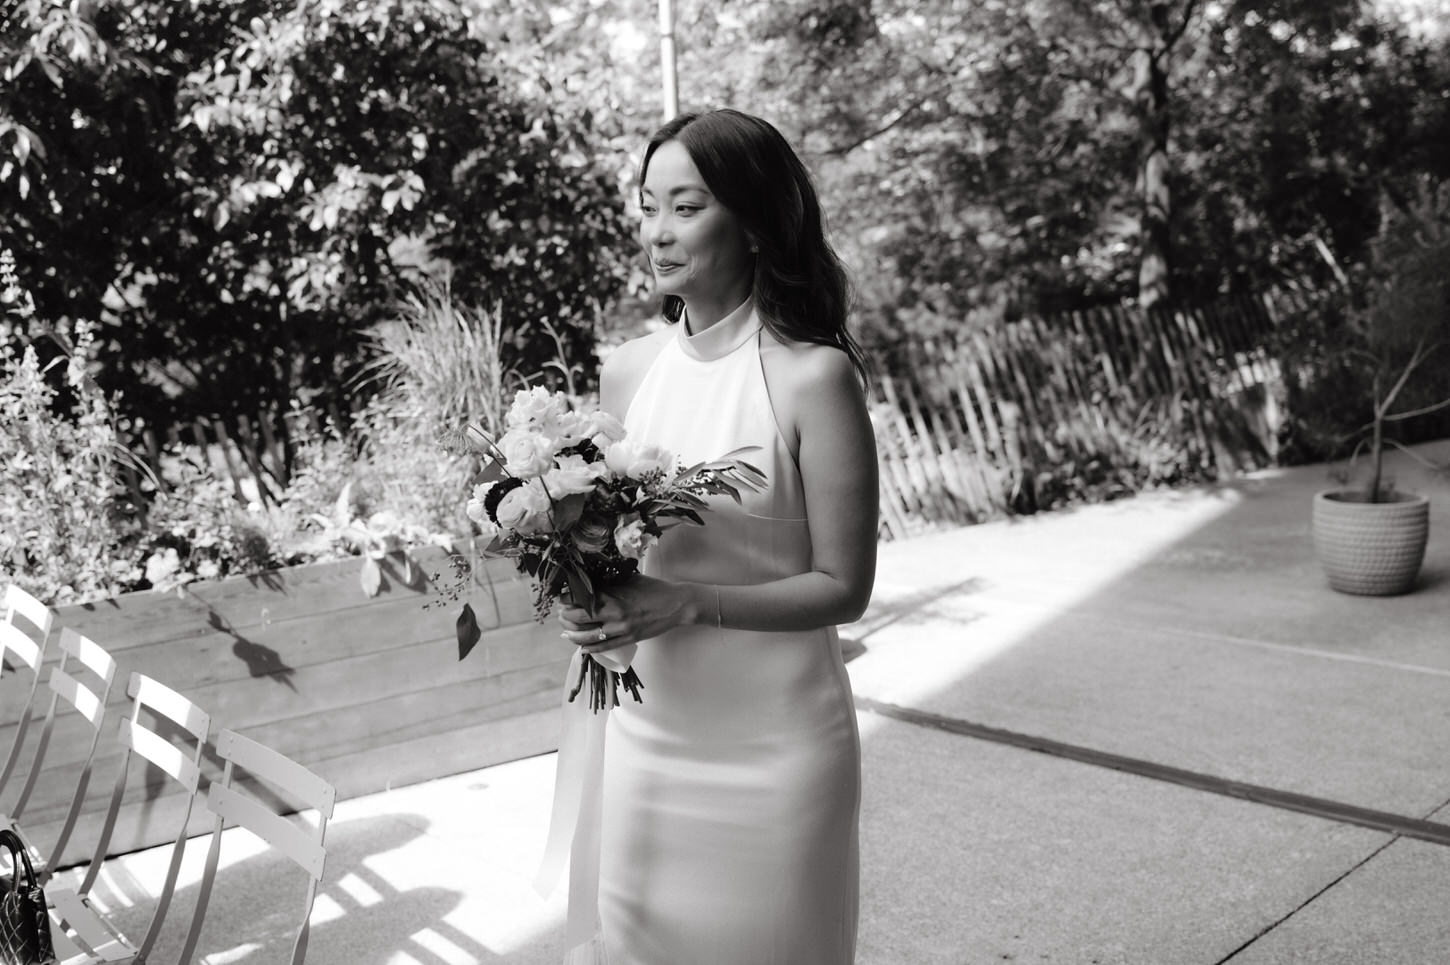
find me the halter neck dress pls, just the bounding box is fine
[598,299,861,964]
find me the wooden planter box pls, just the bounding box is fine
[1,547,569,868]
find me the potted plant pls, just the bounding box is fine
[1311,177,1450,595]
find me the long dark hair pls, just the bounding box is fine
[638,109,869,383]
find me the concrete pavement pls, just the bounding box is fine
[52,440,1450,964]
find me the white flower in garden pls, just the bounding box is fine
[506,386,569,432]
[195,559,221,581]
[613,515,656,561]
[545,453,602,496]
[604,440,675,478]
[585,410,626,447]
[108,558,143,584]
[495,478,553,535]
[499,427,555,478]
[145,547,182,585]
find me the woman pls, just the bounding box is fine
[557,108,877,965]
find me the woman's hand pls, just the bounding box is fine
[558,576,702,655]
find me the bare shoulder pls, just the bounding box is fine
[759,333,862,401]
[758,333,868,453]
[600,326,674,419]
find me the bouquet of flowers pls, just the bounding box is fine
[447,387,765,711]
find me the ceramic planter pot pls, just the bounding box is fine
[1312,490,1430,595]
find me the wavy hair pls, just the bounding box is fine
[638,109,869,383]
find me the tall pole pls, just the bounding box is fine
[658,0,679,120]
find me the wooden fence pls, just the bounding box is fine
[871,290,1316,539]
[121,407,327,512]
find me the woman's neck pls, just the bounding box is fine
[682,279,754,334]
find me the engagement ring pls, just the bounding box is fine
[596,627,608,642]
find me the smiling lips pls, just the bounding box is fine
[654,260,682,272]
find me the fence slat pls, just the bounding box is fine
[955,341,1009,465]
[879,376,954,525]
[198,418,248,503]
[933,363,1003,516]
[899,375,975,524]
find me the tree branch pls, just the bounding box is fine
[1377,338,1435,416]
[1384,437,1450,474]
[1385,394,1450,423]
[1161,0,1201,55]
[821,92,941,156]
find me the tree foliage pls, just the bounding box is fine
[617,0,1449,365]
[4,0,1448,425]
[1,0,636,431]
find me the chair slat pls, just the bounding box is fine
[58,627,117,683]
[0,623,42,668]
[48,667,104,727]
[207,782,327,880]
[121,717,202,791]
[217,730,337,816]
[128,673,210,739]
[48,888,132,961]
[3,585,52,637]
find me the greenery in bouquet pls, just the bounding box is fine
[446,387,766,711]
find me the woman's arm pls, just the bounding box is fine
[561,344,877,647]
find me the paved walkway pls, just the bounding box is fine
[55,441,1450,964]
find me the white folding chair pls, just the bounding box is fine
[1,626,119,881]
[47,672,211,964]
[176,729,336,965]
[0,584,56,800]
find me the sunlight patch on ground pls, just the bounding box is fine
[405,926,483,965]
[845,487,1247,739]
[203,943,263,964]
[328,753,568,961]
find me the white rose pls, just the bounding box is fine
[603,441,674,478]
[544,453,602,496]
[631,443,675,477]
[548,409,589,449]
[506,386,569,431]
[603,440,639,477]
[585,410,627,446]
[499,428,555,479]
[495,479,553,535]
[613,515,657,561]
[195,559,221,581]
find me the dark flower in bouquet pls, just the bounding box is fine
[447,387,765,710]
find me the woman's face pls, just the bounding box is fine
[638,140,753,311]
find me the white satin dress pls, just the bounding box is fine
[599,299,861,964]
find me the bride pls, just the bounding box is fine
[555,107,877,965]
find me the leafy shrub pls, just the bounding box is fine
[0,252,475,605]
[113,448,295,593]
[1,254,129,603]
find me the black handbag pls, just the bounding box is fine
[0,829,55,965]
